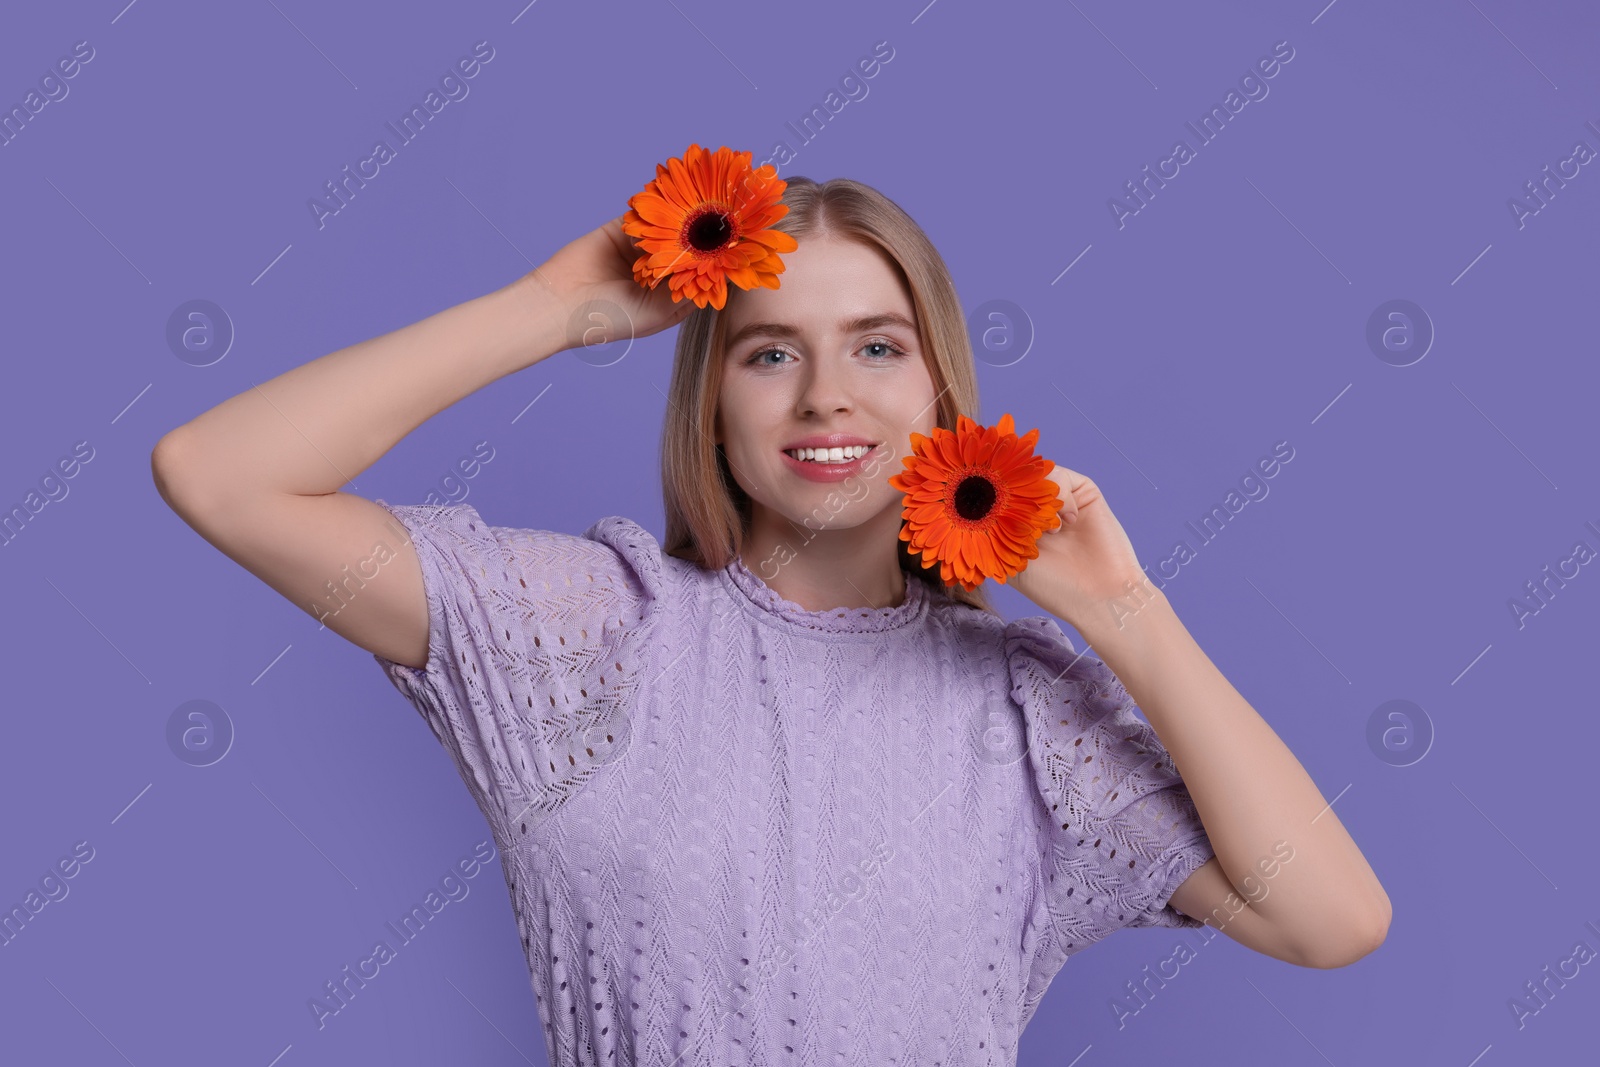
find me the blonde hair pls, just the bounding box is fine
[658,175,997,617]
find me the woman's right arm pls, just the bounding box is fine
[150,216,692,670]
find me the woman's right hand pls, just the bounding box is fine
[530,215,700,351]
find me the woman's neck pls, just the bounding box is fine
[739,503,909,611]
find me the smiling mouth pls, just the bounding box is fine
[783,444,878,464]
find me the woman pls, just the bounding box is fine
[152,176,1390,1064]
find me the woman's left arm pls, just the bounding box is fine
[1007,464,1392,969]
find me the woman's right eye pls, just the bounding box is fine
[745,347,792,366]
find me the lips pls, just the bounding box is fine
[779,443,882,483]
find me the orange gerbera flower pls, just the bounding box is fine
[621,143,800,311]
[887,413,1064,592]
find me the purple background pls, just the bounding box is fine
[3,0,1597,1063]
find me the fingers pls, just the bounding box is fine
[1050,464,1084,526]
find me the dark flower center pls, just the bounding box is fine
[685,209,733,252]
[953,474,997,521]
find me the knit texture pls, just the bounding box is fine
[372,501,1215,1066]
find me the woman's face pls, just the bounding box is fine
[714,234,940,533]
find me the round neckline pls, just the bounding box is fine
[722,554,930,634]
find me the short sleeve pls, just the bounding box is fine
[370,501,664,840]
[1005,616,1215,945]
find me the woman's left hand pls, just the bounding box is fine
[1004,464,1155,633]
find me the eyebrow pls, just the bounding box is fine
[725,312,918,352]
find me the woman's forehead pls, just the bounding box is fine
[723,241,916,333]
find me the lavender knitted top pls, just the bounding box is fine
[371,501,1214,1066]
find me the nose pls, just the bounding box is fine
[795,351,854,418]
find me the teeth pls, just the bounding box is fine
[785,444,873,463]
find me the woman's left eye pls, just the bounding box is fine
[861,339,908,359]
